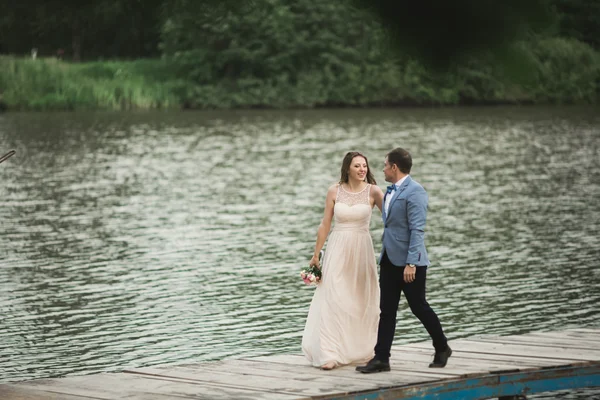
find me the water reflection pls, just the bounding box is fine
[1,108,599,399]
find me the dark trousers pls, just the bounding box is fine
[374,252,448,362]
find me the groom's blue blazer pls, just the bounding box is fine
[380,176,430,267]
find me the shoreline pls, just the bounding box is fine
[0,97,570,113]
[1,101,595,113]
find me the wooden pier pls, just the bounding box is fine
[1,328,599,399]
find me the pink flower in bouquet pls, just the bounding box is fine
[300,264,322,286]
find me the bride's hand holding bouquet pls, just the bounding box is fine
[300,253,322,286]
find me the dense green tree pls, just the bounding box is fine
[552,0,600,49]
[0,0,598,109]
[1,0,597,64]
[0,0,162,60]
[350,0,555,68]
[161,0,385,80]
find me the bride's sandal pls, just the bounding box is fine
[320,362,336,370]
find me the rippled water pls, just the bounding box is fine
[1,107,599,398]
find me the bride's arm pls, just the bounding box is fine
[370,184,384,213]
[310,185,337,268]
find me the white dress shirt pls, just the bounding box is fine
[384,175,409,215]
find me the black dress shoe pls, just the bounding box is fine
[429,346,452,368]
[355,358,390,373]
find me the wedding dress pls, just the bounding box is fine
[302,184,380,367]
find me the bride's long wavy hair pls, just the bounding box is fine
[339,151,377,185]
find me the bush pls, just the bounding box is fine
[527,37,600,103]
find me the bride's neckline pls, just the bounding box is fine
[339,183,369,194]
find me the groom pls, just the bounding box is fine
[357,147,451,373]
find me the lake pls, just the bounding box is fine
[1,107,599,398]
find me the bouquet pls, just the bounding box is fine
[300,265,322,286]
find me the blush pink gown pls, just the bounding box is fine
[302,184,380,367]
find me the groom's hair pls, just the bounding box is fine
[387,148,412,173]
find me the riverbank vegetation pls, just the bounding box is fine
[0,0,598,110]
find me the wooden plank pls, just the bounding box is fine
[238,354,457,380]
[187,358,425,387]
[232,353,536,382]
[165,359,424,386]
[127,366,382,397]
[467,335,600,350]
[393,344,578,367]
[238,348,563,378]
[464,339,600,359]
[518,333,600,346]
[9,374,302,400]
[239,357,468,379]
[487,330,600,344]
[0,385,105,400]
[524,331,600,344]
[402,339,600,361]
[537,330,600,342]
[241,351,529,380]
[240,354,319,365]
[388,349,542,373]
[567,328,600,334]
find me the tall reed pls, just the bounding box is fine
[0,57,182,111]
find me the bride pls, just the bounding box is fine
[302,151,384,370]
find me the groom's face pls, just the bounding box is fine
[383,157,394,182]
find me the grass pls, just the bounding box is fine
[0,56,184,111]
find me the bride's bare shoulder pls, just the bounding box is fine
[327,183,339,196]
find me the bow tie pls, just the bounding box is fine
[386,184,396,194]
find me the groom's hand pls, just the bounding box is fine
[404,265,416,283]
